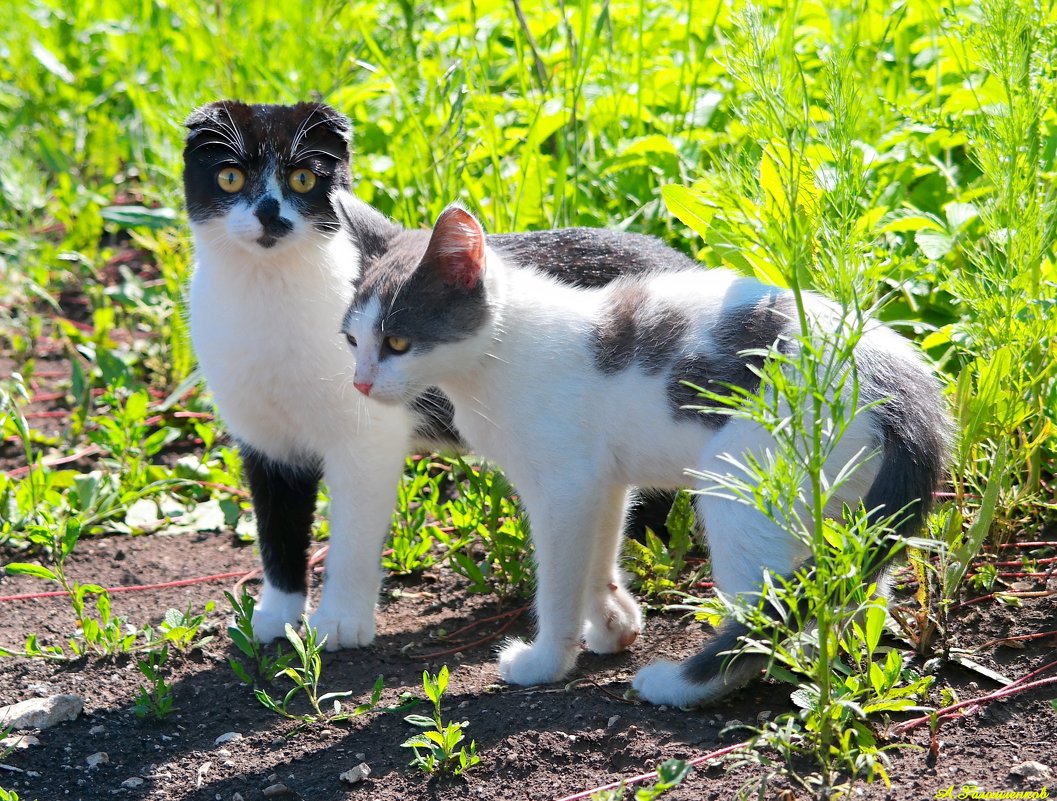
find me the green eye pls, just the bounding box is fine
[385,335,411,354]
[288,168,317,193]
[217,167,246,193]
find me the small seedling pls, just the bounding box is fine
[6,518,137,657]
[591,758,693,801]
[402,665,479,776]
[149,602,216,651]
[134,644,175,720]
[252,619,395,728]
[225,589,290,684]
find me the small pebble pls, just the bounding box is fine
[263,784,292,798]
[339,762,371,785]
[89,725,105,736]
[214,732,243,746]
[86,752,108,769]
[121,777,144,789]
[607,715,621,729]
[1010,761,1052,781]
[0,735,39,750]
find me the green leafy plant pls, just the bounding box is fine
[134,644,176,720]
[401,666,479,776]
[590,759,693,801]
[5,518,138,657]
[225,589,291,686]
[623,491,699,598]
[438,458,534,599]
[252,619,394,728]
[145,602,216,652]
[386,457,446,575]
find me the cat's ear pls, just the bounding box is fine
[332,189,399,259]
[184,102,225,143]
[184,100,244,143]
[424,206,486,290]
[307,103,352,143]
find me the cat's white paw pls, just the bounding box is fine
[308,609,376,651]
[632,660,697,706]
[249,607,295,644]
[583,584,642,654]
[249,587,306,643]
[497,638,579,686]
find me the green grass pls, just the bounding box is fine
[1,0,1055,794]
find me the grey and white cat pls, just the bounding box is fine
[337,198,949,707]
[183,101,679,649]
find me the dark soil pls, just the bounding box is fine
[0,529,1055,801]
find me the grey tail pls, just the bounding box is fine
[859,343,952,551]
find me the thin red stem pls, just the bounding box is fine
[0,571,251,603]
[552,742,749,801]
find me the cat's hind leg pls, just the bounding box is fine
[241,447,321,643]
[582,486,642,655]
[633,420,806,707]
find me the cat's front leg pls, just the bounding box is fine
[309,422,409,650]
[497,479,600,686]
[241,447,321,643]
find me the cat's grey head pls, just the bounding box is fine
[337,198,492,402]
[183,100,351,254]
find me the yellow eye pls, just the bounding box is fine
[288,168,317,193]
[385,336,411,354]
[216,167,246,193]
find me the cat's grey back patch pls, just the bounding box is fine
[667,290,796,425]
[489,228,696,286]
[592,282,691,376]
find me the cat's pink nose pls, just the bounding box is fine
[354,381,373,396]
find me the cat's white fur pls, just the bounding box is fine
[345,246,885,705]
[189,206,413,649]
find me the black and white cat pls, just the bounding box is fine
[183,101,680,649]
[337,199,949,706]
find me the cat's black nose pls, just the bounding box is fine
[254,197,293,243]
[255,197,281,224]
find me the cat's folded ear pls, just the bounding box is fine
[424,206,486,291]
[184,101,233,142]
[300,102,352,144]
[331,189,399,259]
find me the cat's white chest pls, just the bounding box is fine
[189,236,363,461]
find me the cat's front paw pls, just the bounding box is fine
[497,638,578,686]
[583,584,642,654]
[249,607,296,644]
[308,609,377,651]
[249,587,306,643]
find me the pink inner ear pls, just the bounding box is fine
[426,207,486,289]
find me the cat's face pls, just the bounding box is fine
[338,201,492,403]
[183,101,351,255]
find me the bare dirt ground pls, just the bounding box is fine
[0,527,1055,801]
